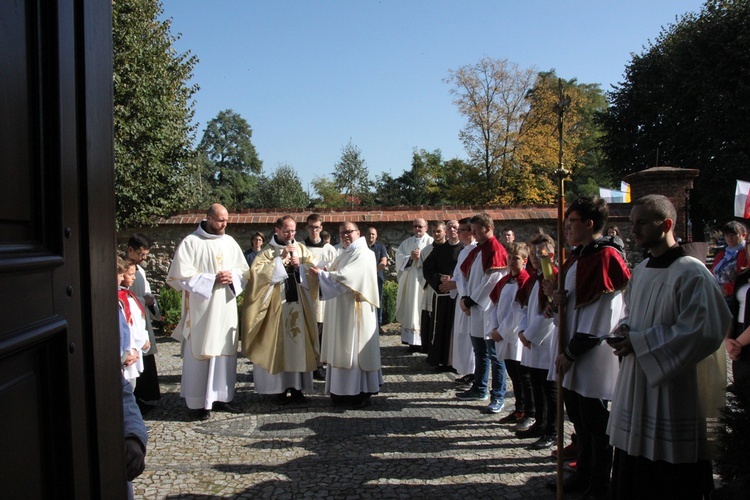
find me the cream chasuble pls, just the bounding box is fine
[241,238,319,375]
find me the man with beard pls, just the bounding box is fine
[607,195,731,500]
[167,204,249,420]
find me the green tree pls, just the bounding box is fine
[113,0,198,228]
[198,109,262,209]
[179,151,214,210]
[599,0,750,234]
[251,163,309,209]
[333,140,372,205]
[373,149,447,206]
[311,176,345,207]
[435,158,485,205]
[445,57,536,199]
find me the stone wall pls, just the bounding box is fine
[117,206,633,292]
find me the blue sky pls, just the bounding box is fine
[161,0,706,195]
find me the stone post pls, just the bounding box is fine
[624,166,700,242]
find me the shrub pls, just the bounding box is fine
[156,286,181,335]
[715,385,750,496]
[381,279,398,325]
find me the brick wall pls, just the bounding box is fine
[118,204,634,291]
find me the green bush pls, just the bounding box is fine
[381,279,398,325]
[157,285,182,335]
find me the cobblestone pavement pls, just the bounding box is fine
[134,326,573,499]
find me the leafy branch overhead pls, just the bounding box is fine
[113,0,198,229]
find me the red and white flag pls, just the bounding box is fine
[736,180,750,219]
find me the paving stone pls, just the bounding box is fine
[133,325,573,499]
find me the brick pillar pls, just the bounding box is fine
[624,166,699,242]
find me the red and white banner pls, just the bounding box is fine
[736,180,750,219]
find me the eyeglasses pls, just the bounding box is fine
[339,229,357,236]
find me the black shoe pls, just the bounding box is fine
[193,409,211,421]
[498,410,524,424]
[454,374,474,385]
[580,486,610,500]
[313,367,326,380]
[289,389,306,404]
[408,345,422,353]
[212,401,242,413]
[530,434,556,449]
[136,398,156,414]
[546,474,589,493]
[276,392,290,405]
[351,394,372,409]
[515,424,544,439]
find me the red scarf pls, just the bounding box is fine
[460,236,508,278]
[489,268,530,305]
[118,288,145,325]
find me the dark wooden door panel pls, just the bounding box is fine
[1,0,124,497]
[0,318,71,499]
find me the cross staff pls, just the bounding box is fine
[553,78,571,500]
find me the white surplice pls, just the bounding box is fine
[519,281,555,370]
[548,260,624,400]
[450,242,477,376]
[607,253,732,463]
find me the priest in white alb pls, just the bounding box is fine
[167,204,249,420]
[395,218,433,350]
[309,222,383,408]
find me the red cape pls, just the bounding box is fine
[460,236,508,278]
[571,246,630,309]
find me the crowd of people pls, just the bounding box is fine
[116,196,749,499]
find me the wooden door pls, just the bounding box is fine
[0,1,126,497]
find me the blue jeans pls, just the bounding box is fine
[470,336,506,401]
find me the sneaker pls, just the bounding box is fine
[455,389,488,401]
[514,416,536,432]
[485,399,505,413]
[498,410,524,424]
[454,374,474,385]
